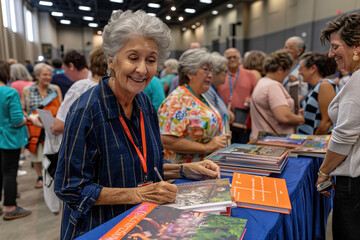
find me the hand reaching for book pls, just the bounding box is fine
[135,181,178,204]
[206,134,231,153]
[182,160,221,180]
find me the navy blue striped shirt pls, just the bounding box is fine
[54,77,164,239]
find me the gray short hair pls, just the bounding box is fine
[286,36,306,56]
[164,59,179,74]
[10,63,33,81]
[33,63,53,76]
[178,49,212,85]
[211,52,228,75]
[102,10,171,69]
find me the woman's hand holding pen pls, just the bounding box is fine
[135,181,177,204]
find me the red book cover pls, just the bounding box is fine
[100,202,247,240]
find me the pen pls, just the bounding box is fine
[154,167,164,181]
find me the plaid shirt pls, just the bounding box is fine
[54,77,164,240]
[22,83,57,114]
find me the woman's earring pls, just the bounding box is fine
[353,51,359,61]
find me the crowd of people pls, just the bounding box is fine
[0,9,359,240]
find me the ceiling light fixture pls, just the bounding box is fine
[109,0,123,3]
[166,16,171,20]
[39,1,53,6]
[51,12,63,17]
[83,16,94,21]
[191,24,196,29]
[78,6,91,11]
[171,6,176,11]
[112,10,118,14]
[226,3,233,8]
[182,27,187,32]
[147,13,156,17]
[195,22,201,26]
[148,3,160,8]
[178,16,184,21]
[212,10,218,15]
[97,30,102,35]
[60,19,71,25]
[88,23,98,28]
[199,0,212,3]
[185,8,196,14]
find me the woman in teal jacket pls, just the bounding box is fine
[0,60,31,220]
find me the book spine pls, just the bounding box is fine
[100,203,158,240]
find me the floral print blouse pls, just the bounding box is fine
[158,85,222,163]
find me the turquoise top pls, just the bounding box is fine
[0,86,28,149]
[143,76,166,110]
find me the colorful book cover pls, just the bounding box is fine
[166,178,232,210]
[255,136,306,149]
[218,143,288,160]
[231,173,292,214]
[288,134,330,142]
[293,140,327,153]
[100,203,247,240]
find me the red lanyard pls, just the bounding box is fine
[118,109,147,174]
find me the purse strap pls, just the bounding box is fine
[251,97,279,136]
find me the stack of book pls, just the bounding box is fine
[231,173,292,214]
[250,136,307,149]
[206,144,289,176]
[100,203,248,240]
[165,178,233,215]
[288,134,330,158]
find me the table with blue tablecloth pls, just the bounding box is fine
[76,156,332,240]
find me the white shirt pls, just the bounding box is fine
[56,78,97,122]
[328,70,360,177]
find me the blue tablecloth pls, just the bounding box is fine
[76,157,332,240]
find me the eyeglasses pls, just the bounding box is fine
[226,55,239,60]
[201,67,214,75]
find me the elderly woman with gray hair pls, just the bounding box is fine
[158,49,231,163]
[10,63,34,100]
[23,63,62,189]
[160,58,178,94]
[54,10,220,240]
[204,52,235,124]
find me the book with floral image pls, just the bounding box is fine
[100,203,247,240]
[165,178,232,211]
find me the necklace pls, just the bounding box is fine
[353,62,360,72]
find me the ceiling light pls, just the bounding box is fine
[195,21,201,26]
[112,10,118,14]
[88,23,98,28]
[166,16,171,20]
[199,0,212,3]
[182,27,187,32]
[97,30,102,35]
[226,3,233,8]
[51,12,63,17]
[78,6,91,11]
[148,3,160,8]
[171,6,176,11]
[83,16,94,21]
[212,10,218,15]
[191,24,196,29]
[185,8,196,14]
[147,13,156,17]
[109,0,123,3]
[60,20,71,25]
[178,16,184,21]
[39,1,53,6]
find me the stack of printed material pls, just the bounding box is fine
[206,144,289,176]
[100,202,248,240]
[231,173,292,214]
[288,134,330,158]
[166,178,233,215]
[250,136,307,149]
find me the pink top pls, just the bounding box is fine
[11,80,34,100]
[250,77,295,140]
[217,67,257,111]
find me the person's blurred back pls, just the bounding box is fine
[51,57,74,97]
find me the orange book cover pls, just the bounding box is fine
[231,173,292,214]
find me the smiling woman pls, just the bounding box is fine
[54,10,221,240]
